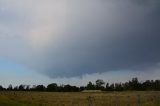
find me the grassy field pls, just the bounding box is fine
[0,91,159,106]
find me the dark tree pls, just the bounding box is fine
[0,85,3,90]
[13,86,18,91]
[19,85,25,91]
[26,85,30,91]
[105,83,110,91]
[86,82,95,90]
[63,84,77,92]
[47,83,58,91]
[109,84,115,91]
[128,77,141,90]
[114,83,123,91]
[36,85,45,91]
[7,84,13,90]
[80,86,85,91]
[154,80,160,90]
[96,79,105,90]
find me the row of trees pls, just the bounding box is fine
[0,84,79,92]
[85,78,160,91]
[0,78,159,92]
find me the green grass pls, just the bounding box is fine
[0,91,159,106]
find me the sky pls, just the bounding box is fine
[0,0,160,87]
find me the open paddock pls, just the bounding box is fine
[0,91,159,106]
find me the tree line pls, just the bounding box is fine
[0,78,159,92]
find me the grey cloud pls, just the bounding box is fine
[1,0,160,78]
[28,0,160,77]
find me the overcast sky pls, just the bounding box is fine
[0,0,160,87]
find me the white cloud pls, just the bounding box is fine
[0,0,67,48]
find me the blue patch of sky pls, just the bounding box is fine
[0,57,54,87]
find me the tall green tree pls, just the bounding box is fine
[47,83,58,91]
[96,79,105,90]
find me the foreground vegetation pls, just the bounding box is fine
[0,91,159,106]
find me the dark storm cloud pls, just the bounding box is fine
[1,0,160,78]
[36,0,160,77]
